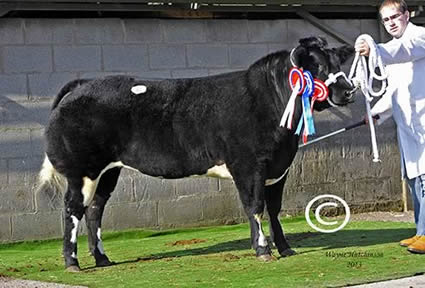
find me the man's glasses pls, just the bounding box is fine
[381,13,402,24]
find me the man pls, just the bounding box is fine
[356,0,425,253]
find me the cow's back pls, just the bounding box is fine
[46,72,257,178]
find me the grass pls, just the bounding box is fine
[0,216,423,288]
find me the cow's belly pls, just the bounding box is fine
[100,161,285,186]
[203,165,288,186]
[119,161,233,180]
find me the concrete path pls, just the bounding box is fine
[2,274,425,287]
[0,277,87,288]
[346,274,425,288]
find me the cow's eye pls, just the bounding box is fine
[318,64,328,75]
[307,63,319,75]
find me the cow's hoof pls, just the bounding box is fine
[280,248,296,258]
[95,254,115,267]
[257,254,274,262]
[96,259,115,267]
[65,265,81,272]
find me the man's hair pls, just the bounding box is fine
[379,0,408,14]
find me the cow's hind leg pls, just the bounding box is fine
[63,177,86,272]
[85,167,121,267]
[265,178,296,258]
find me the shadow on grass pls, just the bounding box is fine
[93,227,415,270]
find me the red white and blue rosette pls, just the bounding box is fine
[295,75,330,143]
[280,67,305,129]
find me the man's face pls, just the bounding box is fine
[380,5,409,38]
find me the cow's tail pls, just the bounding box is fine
[36,155,68,200]
[51,79,90,110]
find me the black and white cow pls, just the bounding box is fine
[38,37,355,271]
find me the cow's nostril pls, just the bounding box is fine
[345,88,356,98]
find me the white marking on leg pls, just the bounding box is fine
[96,228,105,255]
[70,215,79,244]
[131,85,147,94]
[254,214,267,247]
[71,252,77,259]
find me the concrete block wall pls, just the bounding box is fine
[0,17,401,242]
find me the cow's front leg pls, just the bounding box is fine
[233,167,273,261]
[265,178,296,258]
[248,213,273,261]
[63,178,86,272]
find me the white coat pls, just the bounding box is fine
[371,22,425,179]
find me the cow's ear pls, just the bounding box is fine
[334,45,355,64]
[299,37,328,49]
[290,45,307,68]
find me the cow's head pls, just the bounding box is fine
[290,37,355,111]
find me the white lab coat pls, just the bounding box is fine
[371,22,425,179]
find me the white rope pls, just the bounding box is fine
[289,48,297,67]
[325,71,352,87]
[324,71,353,108]
[349,34,388,163]
[349,34,387,100]
[265,167,289,186]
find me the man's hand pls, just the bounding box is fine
[365,114,380,125]
[355,39,370,57]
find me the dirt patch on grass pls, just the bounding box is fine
[335,211,414,223]
[167,238,207,246]
[6,268,19,273]
[222,253,241,261]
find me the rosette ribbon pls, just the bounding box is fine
[279,67,305,129]
[295,77,329,143]
[295,71,315,137]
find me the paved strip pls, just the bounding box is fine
[0,277,88,288]
[346,274,425,288]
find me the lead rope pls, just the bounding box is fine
[349,34,388,163]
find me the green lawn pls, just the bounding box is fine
[0,216,423,288]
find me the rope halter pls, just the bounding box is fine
[289,48,355,108]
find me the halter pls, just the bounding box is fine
[283,48,355,144]
[289,48,353,108]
